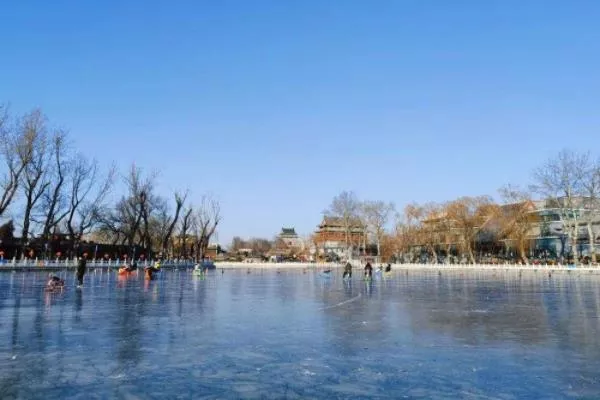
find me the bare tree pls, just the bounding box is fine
[18,110,51,256]
[0,219,15,242]
[434,202,458,264]
[38,131,71,250]
[422,202,447,263]
[357,203,369,256]
[379,232,397,263]
[140,191,167,256]
[66,154,115,254]
[578,157,600,263]
[402,203,429,261]
[191,195,221,261]
[178,206,193,258]
[0,105,32,218]
[396,207,421,262]
[325,191,360,259]
[531,149,588,262]
[402,202,447,263]
[254,238,272,256]
[390,219,406,262]
[445,196,495,264]
[147,197,169,253]
[160,191,186,256]
[229,236,244,253]
[361,201,395,259]
[100,164,155,257]
[497,185,537,264]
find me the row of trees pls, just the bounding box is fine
[0,105,221,260]
[228,236,308,261]
[323,149,600,265]
[94,166,221,261]
[229,237,275,257]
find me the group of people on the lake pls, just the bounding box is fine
[144,260,161,280]
[45,256,392,291]
[45,274,65,291]
[46,254,88,291]
[115,259,164,280]
[342,261,392,280]
[46,255,167,291]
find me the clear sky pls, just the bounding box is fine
[2,0,600,245]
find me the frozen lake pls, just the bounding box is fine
[1,268,600,399]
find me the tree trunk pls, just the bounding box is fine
[344,222,351,260]
[344,224,349,250]
[559,235,566,262]
[587,222,597,263]
[518,237,528,265]
[180,232,187,258]
[20,194,34,258]
[142,208,151,257]
[161,197,184,256]
[20,217,31,258]
[430,246,438,264]
[571,222,579,263]
[467,243,475,264]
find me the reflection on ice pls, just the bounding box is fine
[1,268,600,398]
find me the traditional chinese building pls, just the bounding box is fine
[278,227,303,248]
[313,216,365,258]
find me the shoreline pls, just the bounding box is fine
[215,262,600,273]
[0,261,599,274]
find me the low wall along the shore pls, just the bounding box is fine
[1,259,599,273]
[215,262,600,273]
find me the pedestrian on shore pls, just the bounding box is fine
[76,254,87,287]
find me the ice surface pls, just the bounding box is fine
[0,268,600,398]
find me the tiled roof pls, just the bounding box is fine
[281,227,297,236]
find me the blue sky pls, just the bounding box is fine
[2,0,600,244]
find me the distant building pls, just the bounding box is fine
[278,227,303,249]
[314,216,365,259]
[479,197,600,259]
[237,248,254,256]
[204,243,225,260]
[417,196,600,262]
[529,197,600,258]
